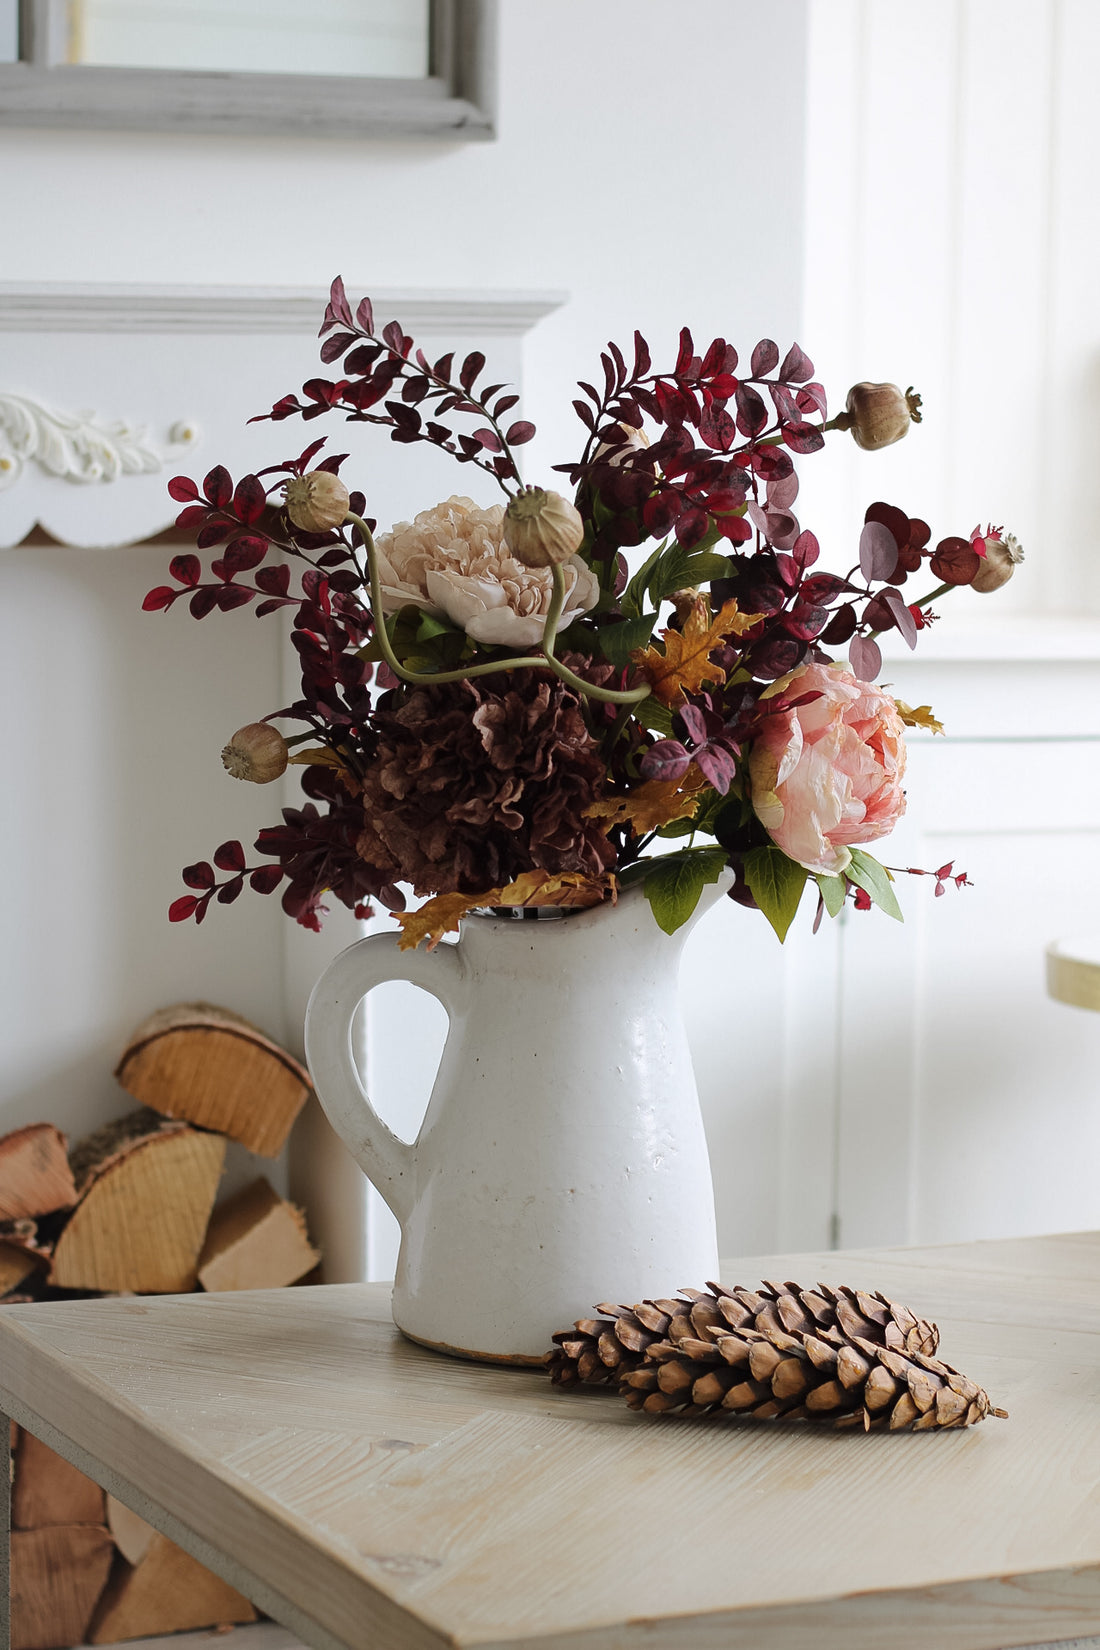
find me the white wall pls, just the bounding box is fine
[0,2,811,1259]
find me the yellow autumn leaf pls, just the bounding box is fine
[395,892,484,952]
[287,746,348,769]
[894,699,945,735]
[395,872,615,951]
[587,767,709,836]
[497,870,615,909]
[631,598,761,707]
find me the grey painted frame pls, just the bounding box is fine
[0,0,497,138]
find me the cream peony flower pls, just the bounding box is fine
[373,495,599,649]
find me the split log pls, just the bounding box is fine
[198,1176,320,1292]
[89,1512,257,1643]
[51,1109,225,1293]
[0,1124,77,1219]
[0,1216,52,1297]
[0,1242,38,1296]
[115,1002,311,1157]
[11,1525,114,1650]
[12,1427,106,1527]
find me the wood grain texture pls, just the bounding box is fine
[11,1427,105,1528]
[116,1005,311,1158]
[1,1233,1099,1650]
[88,1529,257,1642]
[0,1125,76,1220]
[51,1127,225,1293]
[198,1178,319,1293]
[10,1524,113,1650]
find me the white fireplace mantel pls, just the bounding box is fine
[0,282,565,548]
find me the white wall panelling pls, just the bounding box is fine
[0,284,559,1249]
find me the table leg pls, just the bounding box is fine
[1,1411,10,1650]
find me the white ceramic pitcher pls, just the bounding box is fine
[303,879,725,1363]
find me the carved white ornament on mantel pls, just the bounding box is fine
[0,393,200,489]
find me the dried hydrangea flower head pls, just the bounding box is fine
[504,487,585,568]
[970,526,1024,593]
[841,383,923,451]
[283,471,350,534]
[373,495,599,648]
[221,723,288,784]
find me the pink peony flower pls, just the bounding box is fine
[748,662,907,875]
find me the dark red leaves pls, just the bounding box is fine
[255,563,291,597]
[250,864,283,895]
[182,861,215,890]
[169,895,201,923]
[167,475,199,503]
[506,420,536,445]
[203,466,232,508]
[779,343,814,383]
[169,553,201,586]
[860,520,899,581]
[930,537,981,585]
[213,840,246,873]
[460,351,486,391]
[174,505,208,532]
[142,585,177,612]
[849,635,882,680]
[735,384,768,438]
[751,339,780,376]
[232,475,266,524]
[782,423,826,455]
[640,739,691,782]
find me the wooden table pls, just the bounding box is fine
[1048,935,1100,1013]
[2,1233,1100,1650]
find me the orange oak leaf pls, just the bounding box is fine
[893,699,945,735]
[631,598,760,707]
[497,870,615,909]
[395,892,484,952]
[587,767,709,836]
[394,872,615,951]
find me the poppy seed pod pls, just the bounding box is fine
[221,722,289,784]
[504,487,585,568]
[843,383,922,451]
[971,532,1023,593]
[284,471,350,534]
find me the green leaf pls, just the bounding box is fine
[816,873,847,918]
[622,541,667,619]
[646,546,733,607]
[642,847,728,935]
[597,612,658,670]
[633,697,675,738]
[743,845,808,942]
[846,849,904,922]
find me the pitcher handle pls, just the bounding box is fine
[304,932,468,1227]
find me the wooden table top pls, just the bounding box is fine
[2,1232,1100,1650]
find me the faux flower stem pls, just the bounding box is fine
[543,562,652,705]
[345,510,651,706]
[866,581,954,642]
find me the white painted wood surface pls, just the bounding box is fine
[3,1231,1100,1650]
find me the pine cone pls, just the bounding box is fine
[622,1324,1007,1431]
[548,1298,684,1386]
[548,1280,938,1388]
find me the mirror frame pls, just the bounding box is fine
[0,0,496,138]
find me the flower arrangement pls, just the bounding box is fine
[146,279,1021,947]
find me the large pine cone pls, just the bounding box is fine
[548,1280,939,1388]
[622,1322,1006,1431]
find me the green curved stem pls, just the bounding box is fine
[542,562,652,705]
[345,511,651,706]
[346,511,545,685]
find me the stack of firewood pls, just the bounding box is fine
[3,1003,320,1649]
